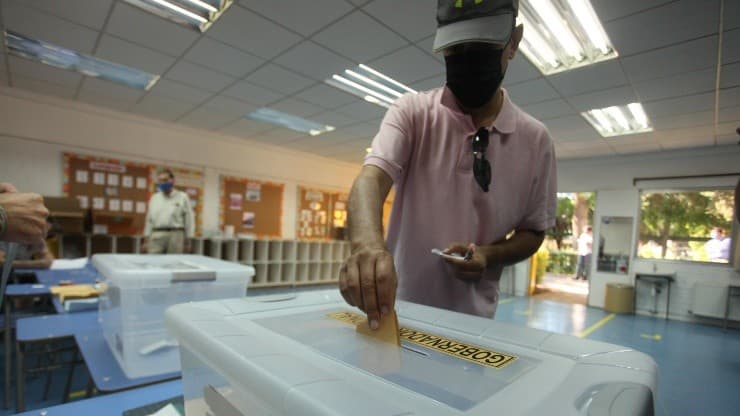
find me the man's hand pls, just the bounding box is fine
[0,192,49,245]
[0,183,18,193]
[339,244,397,330]
[443,243,487,281]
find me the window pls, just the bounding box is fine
[637,189,735,263]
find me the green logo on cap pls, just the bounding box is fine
[455,0,484,7]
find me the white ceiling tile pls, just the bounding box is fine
[240,0,354,36]
[725,0,740,31]
[268,98,324,118]
[165,61,236,93]
[718,106,740,124]
[3,1,98,53]
[148,79,212,104]
[621,36,717,82]
[506,78,560,106]
[311,111,360,128]
[177,107,241,131]
[606,134,660,147]
[313,11,409,63]
[590,0,675,22]
[77,77,144,112]
[656,125,716,141]
[274,41,354,81]
[659,135,715,150]
[720,86,740,108]
[651,110,714,130]
[503,54,542,85]
[362,0,436,42]
[566,86,638,111]
[293,83,358,110]
[543,115,596,135]
[206,5,302,60]
[105,2,199,56]
[416,35,439,61]
[259,128,307,143]
[21,0,113,30]
[550,128,602,142]
[341,120,381,137]
[95,35,175,75]
[368,45,443,84]
[288,136,342,152]
[548,60,628,97]
[612,142,662,155]
[184,37,264,78]
[219,118,274,138]
[722,28,740,64]
[11,74,77,99]
[604,0,720,56]
[634,67,717,102]
[410,74,445,91]
[642,92,715,119]
[131,94,198,121]
[336,101,387,122]
[245,64,315,95]
[8,56,82,88]
[522,99,577,121]
[202,95,258,118]
[720,62,740,89]
[223,80,284,106]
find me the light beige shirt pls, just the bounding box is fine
[144,189,195,238]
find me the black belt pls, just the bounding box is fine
[153,227,185,232]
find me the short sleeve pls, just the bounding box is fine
[363,94,416,184]
[519,131,557,231]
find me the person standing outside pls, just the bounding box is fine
[143,170,194,254]
[575,226,593,280]
[339,0,557,328]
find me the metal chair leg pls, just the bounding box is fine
[62,349,79,403]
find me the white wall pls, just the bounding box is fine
[0,87,360,238]
[561,147,740,323]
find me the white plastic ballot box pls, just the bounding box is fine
[165,290,657,415]
[93,254,254,379]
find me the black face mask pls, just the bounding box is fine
[445,47,505,109]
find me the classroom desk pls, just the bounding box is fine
[32,265,99,286]
[74,330,180,393]
[3,284,56,409]
[15,312,100,412]
[15,380,182,416]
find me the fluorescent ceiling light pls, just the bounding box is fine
[122,0,232,32]
[4,30,159,90]
[325,65,417,109]
[581,103,653,137]
[518,0,617,75]
[247,108,335,136]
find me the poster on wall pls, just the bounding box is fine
[242,212,255,228]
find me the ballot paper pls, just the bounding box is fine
[356,310,401,346]
[50,258,89,270]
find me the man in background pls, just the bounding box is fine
[706,227,730,262]
[575,227,593,280]
[143,170,194,254]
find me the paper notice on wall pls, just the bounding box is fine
[230,193,243,210]
[77,195,89,209]
[92,197,105,210]
[136,201,147,214]
[93,172,106,185]
[122,200,133,213]
[75,170,89,183]
[92,224,108,234]
[242,212,255,228]
[107,174,119,186]
[122,175,133,188]
[136,177,147,189]
[109,199,120,212]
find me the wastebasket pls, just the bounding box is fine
[604,283,635,314]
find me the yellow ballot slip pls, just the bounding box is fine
[49,284,100,303]
[355,310,401,346]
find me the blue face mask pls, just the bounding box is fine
[158,182,173,193]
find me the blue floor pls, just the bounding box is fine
[3,293,739,415]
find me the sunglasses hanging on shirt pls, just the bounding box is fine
[472,128,491,192]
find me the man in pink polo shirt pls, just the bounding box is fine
[339,0,557,328]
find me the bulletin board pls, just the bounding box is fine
[220,176,284,238]
[297,187,333,240]
[63,153,152,235]
[151,166,204,236]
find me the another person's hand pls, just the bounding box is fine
[0,183,18,193]
[339,244,397,330]
[443,242,487,281]
[0,192,49,245]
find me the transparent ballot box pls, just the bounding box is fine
[166,290,656,415]
[93,254,254,378]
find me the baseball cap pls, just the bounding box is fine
[433,0,519,53]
